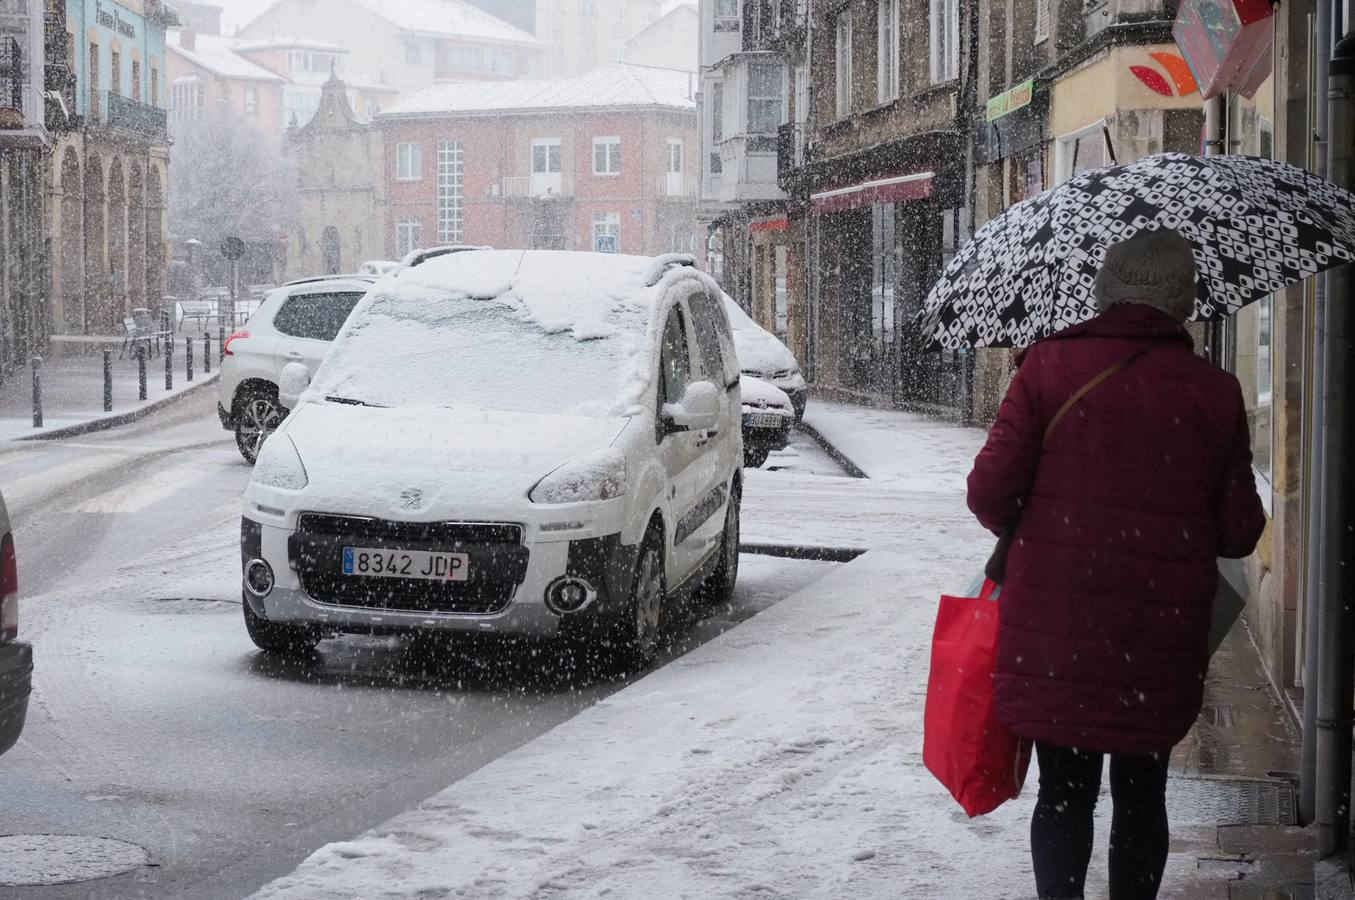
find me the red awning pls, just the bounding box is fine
[810,172,935,214]
[750,217,789,233]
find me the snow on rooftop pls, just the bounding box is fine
[167,32,285,82]
[232,36,349,53]
[351,0,543,46]
[382,65,696,117]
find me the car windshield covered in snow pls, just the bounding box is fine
[309,252,657,418]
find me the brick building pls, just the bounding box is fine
[379,64,699,259]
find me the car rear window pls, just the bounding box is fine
[273,292,366,341]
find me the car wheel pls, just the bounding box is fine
[242,596,320,656]
[744,447,770,468]
[704,482,740,605]
[614,527,666,671]
[235,389,285,465]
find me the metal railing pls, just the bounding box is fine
[500,174,573,199]
[106,91,167,139]
[657,172,698,198]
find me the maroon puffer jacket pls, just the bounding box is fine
[967,303,1266,756]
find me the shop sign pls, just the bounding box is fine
[1173,0,1273,99]
[986,79,1034,123]
[94,0,139,38]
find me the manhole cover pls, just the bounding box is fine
[0,835,148,886]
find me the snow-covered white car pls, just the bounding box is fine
[396,245,493,269]
[217,275,377,463]
[239,251,744,668]
[740,375,794,468]
[723,295,808,421]
[0,491,28,757]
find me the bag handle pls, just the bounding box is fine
[1043,346,1157,444]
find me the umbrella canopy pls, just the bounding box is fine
[920,152,1355,349]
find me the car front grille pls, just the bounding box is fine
[291,513,528,615]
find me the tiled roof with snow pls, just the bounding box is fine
[660,0,698,15]
[167,32,285,82]
[380,65,696,117]
[233,36,349,53]
[352,0,543,46]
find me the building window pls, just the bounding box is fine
[532,138,562,174]
[438,139,464,243]
[614,1,627,18]
[612,45,627,62]
[714,0,739,30]
[169,78,206,127]
[930,0,959,83]
[88,42,100,121]
[878,0,899,103]
[711,80,723,142]
[593,136,621,175]
[491,49,515,74]
[396,217,422,258]
[747,61,782,134]
[579,0,596,14]
[131,60,141,102]
[405,42,422,66]
[280,88,320,128]
[244,86,258,115]
[110,47,121,96]
[835,11,852,119]
[1034,0,1050,43]
[667,138,683,174]
[151,67,159,106]
[593,212,620,252]
[396,142,422,181]
[1054,121,1109,184]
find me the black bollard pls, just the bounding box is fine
[218,326,225,363]
[186,335,194,382]
[203,334,211,374]
[137,346,147,401]
[31,356,41,428]
[102,349,112,413]
[165,342,173,391]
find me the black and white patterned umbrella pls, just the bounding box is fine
[920,153,1355,349]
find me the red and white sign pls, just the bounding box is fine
[1173,0,1274,100]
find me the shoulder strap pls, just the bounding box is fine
[1043,346,1156,444]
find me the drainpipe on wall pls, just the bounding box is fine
[1314,25,1355,861]
[1299,0,1333,829]
[803,0,816,386]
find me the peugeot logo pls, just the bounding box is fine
[399,488,423,510]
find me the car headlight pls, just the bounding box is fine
[252,435,308,490]
[530,449,627,504]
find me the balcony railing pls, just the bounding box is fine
[500,174,573,199]
[105,91,168,140]
[657,172,698,199]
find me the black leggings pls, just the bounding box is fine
[1031,741,1171,900]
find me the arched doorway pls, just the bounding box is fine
[59,148,83,332]
[321,225,341,275]
[83,155,106,332]
[106,157,127,326]
[128,161,146,309]
[146,165,165,314]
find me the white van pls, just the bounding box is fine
[239,251,743,668]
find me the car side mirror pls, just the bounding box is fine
[662,380,721,433]
[278,362,311,410]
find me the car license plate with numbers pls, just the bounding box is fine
[342,547,470,581]
[744,412,784,429]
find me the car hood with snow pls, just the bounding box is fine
[739,375,793,417]
[722,295,799,377]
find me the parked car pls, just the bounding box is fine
[722,295,808,421]
[0,493,29,757]
[357,260,401,276]
[740,375,794,468]
[396,245,493,269]
[239,250,744,668]
[218,275,377,463]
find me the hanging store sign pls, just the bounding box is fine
[1172,0,1274,99]
[985,79,1034,123]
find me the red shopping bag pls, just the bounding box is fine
[923,577,1032,817]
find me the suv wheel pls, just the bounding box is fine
[704,483,740,604]
[743,446,770,468]
[242,596,320,655]
[235,388,284,464]
[614,527,666,670]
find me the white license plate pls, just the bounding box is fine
[744,412,784,429]
[342,547,470,582]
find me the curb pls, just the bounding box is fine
[742,542,866,562]
[793,419,870,479]
[15,373,220,442]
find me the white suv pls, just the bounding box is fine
[217,276,376,463]
[239,251,743,668]
[0,491,28,757]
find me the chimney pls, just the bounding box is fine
[181,29,197,52]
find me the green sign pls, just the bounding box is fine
[986,78,1035,122]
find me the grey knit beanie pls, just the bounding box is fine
[1093,229,1198,323]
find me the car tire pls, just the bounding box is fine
[235,387,285,465]
[612,526,666,671]
[703,481,740,605]
[743,447,770,468]
[242,596,320,656]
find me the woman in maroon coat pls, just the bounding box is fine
[966,229,1265,900]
